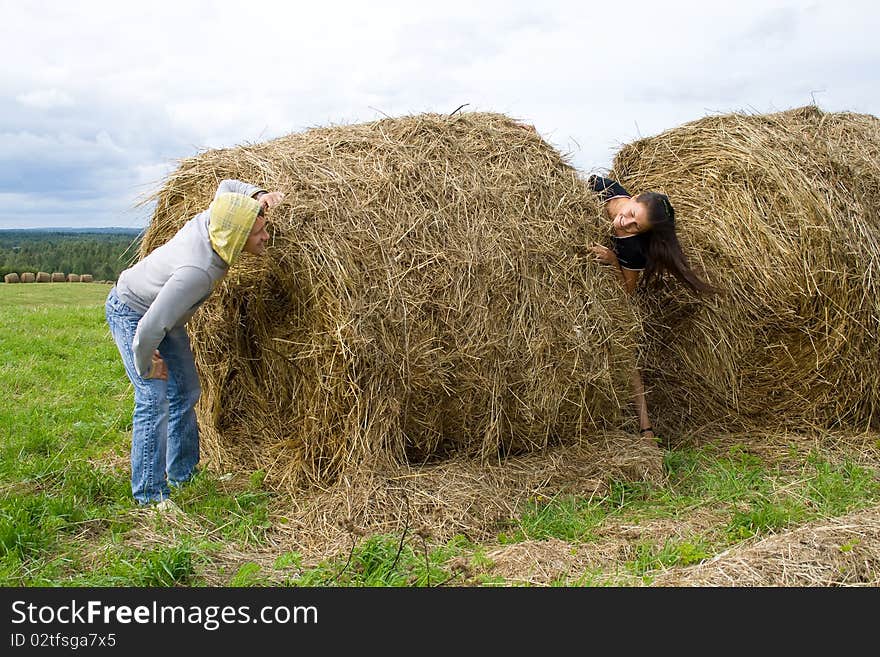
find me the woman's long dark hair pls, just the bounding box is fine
[636,192,715,294]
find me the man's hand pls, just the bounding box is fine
[147,350,167,380]
[258,191,285,211]
[590,244,618,266]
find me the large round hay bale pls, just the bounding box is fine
[67,274,80,282]
[20,272,36,283]
[36,272,51,283]
[80,274,94,283]
[51,272,65,282]
[4,273,20,284]
[610,105,880,431]
[141,111,641,487]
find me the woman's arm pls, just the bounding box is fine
[590,245,639,292]
[620,268,640,296]
[588,175,630,203]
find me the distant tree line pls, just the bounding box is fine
[0,230,142,281]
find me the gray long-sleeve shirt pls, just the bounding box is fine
[116,179,265,377]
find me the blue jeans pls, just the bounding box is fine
[105,287,201,505]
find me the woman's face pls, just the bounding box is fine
[613,198,652,235]
[243,213,270,255]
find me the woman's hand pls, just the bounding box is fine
[258,191,285,211]
[590,244,618,267]
[147,350,167,380]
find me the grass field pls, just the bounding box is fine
[2,283,879,586]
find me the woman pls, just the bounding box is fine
[587,174,714,443]
[105,179,284,506]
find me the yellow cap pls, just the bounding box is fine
[208,193,261,265]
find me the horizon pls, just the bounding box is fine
[0,226,143,232]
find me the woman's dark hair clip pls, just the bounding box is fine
[661,196,674,222]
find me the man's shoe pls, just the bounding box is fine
[153,498,182,514]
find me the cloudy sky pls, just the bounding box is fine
[1,0,877,229]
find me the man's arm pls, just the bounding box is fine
[214,179,267,201]
[131,267,213,377]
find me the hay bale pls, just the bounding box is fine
[80,274,94,283]
[36,272,51,283]
[67,274,81,282]
[20,272,36,283]
[610,105,880,430]
[4,273,20,284]
[51,272,65,282]
[141,111,642,488]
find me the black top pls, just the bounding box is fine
[587,175,648,271]
[611,234,648,271]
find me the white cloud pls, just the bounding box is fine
[0,0,878,227]
[16,89,75,110]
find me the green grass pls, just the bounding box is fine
[0,284,274,586]
[2,283,879,587]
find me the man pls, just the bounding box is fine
[105,179,284,506]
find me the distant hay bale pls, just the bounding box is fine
[51,272,65,282]
[80,274,94,283]
[36,272,51,283]
[20,272,36,283]
[141,111,641,488]
[4,273,20,284]
[611,105,880,431]
[67,274,81,283]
